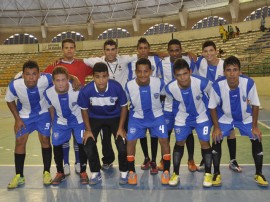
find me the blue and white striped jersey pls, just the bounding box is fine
[196,57,224,82]
[208,75,260,124]
[44,83,83,125]
[125,77,164,119]
[78,79,128,119]
[127,55,161,80]
[5,73,53,119]
[158,56,196,112]
[165,75,212,126]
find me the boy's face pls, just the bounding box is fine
[104,45,117,63]
[174,67,191,89]
[202,46,217,63]
[62,42,75,60]
[23,67,40,88]
[93,71,109,92]
[53,73,69,94]
[137,43,150,59]
[168,44,182,63]
[135,64,152,86]
[224,64,240,89]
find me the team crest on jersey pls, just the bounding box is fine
[154,93,159,99]
[110,97,115,103]
[242,95,247,102]
[53,132,59,140]
[175,128,181,134]
[130,127,136,134]
[165,119,170,124]
[196,95,201,100]
[72,102,77,107]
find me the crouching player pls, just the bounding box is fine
[165,58,213,187]
[209,56,268,187]
[44,66,89,185]
[125,58,171,185]
[78,62,128,185]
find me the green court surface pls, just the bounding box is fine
[1,98,270,166]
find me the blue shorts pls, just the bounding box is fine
[16,112,51,138]
[219,122,253,139]
[164,111,174,131]
[127,115,168,141]
[52,122,85,146]
[174,120,212,142]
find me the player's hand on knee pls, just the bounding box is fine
[252,126,262,142]
[212,127,222,144]
[14,118,25,135]
[116,128,126,142]
[83,130,95,145]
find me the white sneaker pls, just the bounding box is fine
[64,164,70,176]
[75,163,80,174]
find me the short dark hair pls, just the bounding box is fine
[22,60,39,72]
[104,39,117,49]
[173,58,190,74]
[93,62,108,74]
[62,38,76,49]
[223,56,241,71]
[52,66,69,80]
[202,40,216,51]
[136,58,151,70]
[137,37,150,49]
[168,39,181,49]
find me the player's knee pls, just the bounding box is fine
[212,142,221,155]
[251,139,263,155]
[116,136,127,154]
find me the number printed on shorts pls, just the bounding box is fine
[45,123,50,130]
[203,126,209,135]
[159,125,165,133]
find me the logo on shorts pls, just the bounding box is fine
[242,95,247,102]
[165,119,170,124]
[72,102,77,107]
[53,132,59,140]
[154,93,159,99]
[175,128,181,134]
[130,127,136,134]
[110,97,115,103]
[196,95,201,100]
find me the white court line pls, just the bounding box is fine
[258,120,270,130]
[1,164,270,166]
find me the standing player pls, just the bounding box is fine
[44,38,93,175]
[209,56,268,187]
[44,66,89,185]
[127,37,160,174]
[125,58,171,185]
[5,60,53,189]
[157,39,198,172]
[78,62,128,185]
[165,59,213,187]
[196,40,240,172]
[83,39,137,169]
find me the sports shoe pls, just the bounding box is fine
[141,158,151,170]
[64,164,70,176]
[157,159,164,171]
[212,173,222,187]
[7,174,25,189]
[197,159,205,172]
[43,171,52,185]
[52,172,65,185]
[80,172,89,185]
[161,170,170,185]
[101,163,113,170]
[89,172,102,185]
[188,160,198,172]
[128,171,137,185]
[203,173,212,187]
[169,172,180,186]
[75,163,81,174]
[150,162,158,175]
[254,174,269,187]
[229,159,242,173]
[119,171,128,185]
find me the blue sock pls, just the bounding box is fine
[62,141,70,165]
